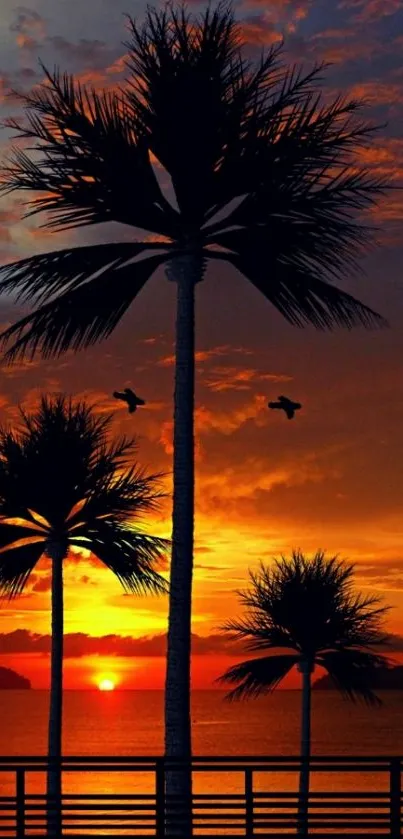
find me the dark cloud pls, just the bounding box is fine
[16,67,37,81]
[0,630,241,658]
[9,7,46,51]
[339,0,402,23]
[31,575,51,593]
[45,36,114,69]
[386,634,403,652]
[1,629,398,660]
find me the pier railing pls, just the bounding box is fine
[0,755,401,837]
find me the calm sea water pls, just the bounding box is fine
[0,690,402,801]
[1,689,403,758]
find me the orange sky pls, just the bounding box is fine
[0,0,403,689]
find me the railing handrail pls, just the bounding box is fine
[0,754,400,763]
[1,756,401,837]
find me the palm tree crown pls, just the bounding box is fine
[0,395,167,595]
[0,4,387,359]
[219,550,390,704]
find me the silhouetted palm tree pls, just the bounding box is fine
[0,396,167,837]
[0,5,387,826]
[219,551,390,835]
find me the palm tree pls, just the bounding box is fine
[0,5,387,827]
[219,551,390,836]
[0,396,167,837]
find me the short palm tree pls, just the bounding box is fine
[0,4,387,825]
[0,396,167,837]
[219,551,390,835]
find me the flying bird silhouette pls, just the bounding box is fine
[113,388,145,414]
[268,395,302,420]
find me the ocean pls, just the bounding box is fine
[0,689,402,800]
[1,689,402,758]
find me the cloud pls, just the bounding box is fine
[159,393,269,455]
[349,80,403,107]
[240,0,310,26]
[0,204,32,247]
[0,629,241,657]
[198,450,338,518]
[386,634,403,652]
[30,574,51,593]
[0,75,13,105]
[356,558,403,592]
[310,28,381,64]
[157,345,254,368]
[73,390,123,415]
[195,395,268,435]
[80,575,93,584]
[206,366,292,392]
[339,0,402,22]
[159,419,174,456]
[240,16,283,46]
[139,336,160,346]
[46,36,114,69]
[10,7,46,51]
[16,67,37,82]
[1,627,399,659]
[0,358,42,378]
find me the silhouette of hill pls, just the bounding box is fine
[314,666,403,691]
[0,666,31,689]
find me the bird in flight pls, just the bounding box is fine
[113,388,146,414]
[268,395,302,420]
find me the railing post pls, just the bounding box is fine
[16,768,25,839]
[245,767,254,838]
[156,758,165,839]
[390,758,401,839]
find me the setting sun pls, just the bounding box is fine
[98,678,116,692]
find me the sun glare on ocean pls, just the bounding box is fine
[98,678,116,691]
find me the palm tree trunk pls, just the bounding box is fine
[46,544,64,837]
[297,660,312,837]
[164,254,203,838]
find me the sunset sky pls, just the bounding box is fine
[0,0,402,690]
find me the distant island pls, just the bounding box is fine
[0,666,31,689]
[314,665,403,691]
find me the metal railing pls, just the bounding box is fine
[0,755,401,837]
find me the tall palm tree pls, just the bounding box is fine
[0,396,167,837]
[0,5,387,827]
[219,551,390,836]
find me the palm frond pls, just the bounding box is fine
[0,516,47,533]
[318,649,389,705]
[208,92,383,230]
[0,540,45,597]
[220,616,294,653]
[0,253,166,362]
[0,242,169,306]
[203,55,387,330]
[216,250,385,330]
[2,68,178,236]
[234,552,390,655]
[72,521,168,594]
[218,653,298,700]
[0,396,168,597]
[85,467,165,524]
[125,3,247,223]
[219,551,390,704]
[0,396,109,522]
[0,3,389,362]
